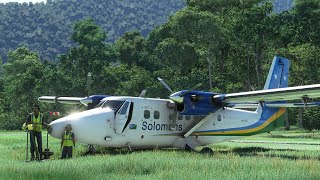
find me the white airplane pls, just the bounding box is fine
[39,56,320,153]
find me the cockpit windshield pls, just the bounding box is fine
[101,100,125,112]
[95,100,106,108]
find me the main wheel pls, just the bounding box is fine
[200,147,213,155]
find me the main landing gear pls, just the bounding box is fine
[199,147,214,155]
[185,144,214,155]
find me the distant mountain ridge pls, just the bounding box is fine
[0,0,185,61]
[0,0,293,62]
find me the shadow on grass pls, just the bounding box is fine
[80,146,319,161]
[80,146,189,156]
[216,146,320,161]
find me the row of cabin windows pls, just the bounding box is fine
[143,110,209,121]
[144,110,160,119]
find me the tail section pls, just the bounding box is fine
[258,56,289,132]
[263,56,290,90]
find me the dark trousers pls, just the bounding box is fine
[61,146,73,159]
[30,131,42,159]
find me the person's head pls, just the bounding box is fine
[65,124,72,132]
[33,104,40,113]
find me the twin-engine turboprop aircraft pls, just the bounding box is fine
[39,56,320,153]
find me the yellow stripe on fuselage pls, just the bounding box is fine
[193,108,286,135]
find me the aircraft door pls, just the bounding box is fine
[115,100,132,134]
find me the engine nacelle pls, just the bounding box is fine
[80,95,110,109]
[177,91,222,115]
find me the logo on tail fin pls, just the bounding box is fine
[263,56,290,90]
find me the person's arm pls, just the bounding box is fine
[72,133,75,147]
[26,115,31,125]
[61,134,64,149]
[41,114,49,128]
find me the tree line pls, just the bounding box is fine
[0,0,319,130]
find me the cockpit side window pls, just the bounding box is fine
[119,101,130,115]
[102,100,125,112]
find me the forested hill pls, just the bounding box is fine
[0,0,185,61]
[0,0,319,130]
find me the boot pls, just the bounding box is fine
[30,154,35,161]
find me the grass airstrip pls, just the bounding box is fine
[1,129,320,179]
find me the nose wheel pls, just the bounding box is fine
[84,145,97,155]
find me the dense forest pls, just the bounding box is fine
[0,0,319,130]
[0,0,185,61]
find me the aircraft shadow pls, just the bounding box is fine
[80,147,193,156]
[80,146,320,161]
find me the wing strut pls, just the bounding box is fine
[183,113,213,138]
[302,96,309,109]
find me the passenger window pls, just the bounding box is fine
[154,111,160,119]
[178,114,183,120]
[144,110,150,119]
[185,115,191,121]
[217,114,221,121]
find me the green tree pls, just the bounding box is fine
[59,18,118,96]
[115,31,145,66]
[1,47,44,129]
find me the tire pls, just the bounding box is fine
[200,147,213,155]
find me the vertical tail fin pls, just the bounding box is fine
[263,56,290,90]
[257,56,289,131]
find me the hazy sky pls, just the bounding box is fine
[0,0,45,3]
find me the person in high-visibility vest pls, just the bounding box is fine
[25,104,47,161]
[61,124,75,159]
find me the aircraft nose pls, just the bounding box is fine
[48,108,115,143]
[48,117,71,139]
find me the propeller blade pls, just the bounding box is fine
[157,77,173,93]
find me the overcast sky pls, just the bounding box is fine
[0,0,45,3]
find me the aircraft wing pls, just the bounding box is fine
[38,96,84,104]
[214,84,320,103]
[227,102,320,109]
[265,102,320,108]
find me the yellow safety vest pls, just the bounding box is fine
[63,131,74,147]
[31,113,43,132]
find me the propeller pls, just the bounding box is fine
[157,77,173,93]
[87,72,92,96]
[157,77,177,131]
[157,77,202,103]
[157,77,202,131]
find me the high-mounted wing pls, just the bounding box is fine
[214,84,320,104]
[227,102,320,109]
[38,96,84,104]
[38,95,109,108]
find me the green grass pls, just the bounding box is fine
[1,130,320,179]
